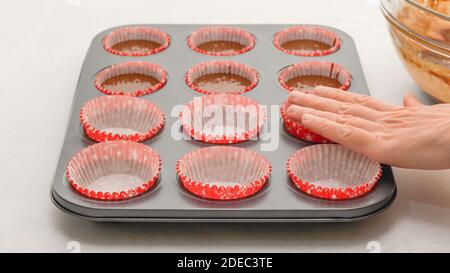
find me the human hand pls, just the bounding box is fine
[286,86,450,170]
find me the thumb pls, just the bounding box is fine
[403,93,424,107]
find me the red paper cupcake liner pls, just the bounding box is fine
[94,61,167,97]
[80,95,165,142]
[176,146,272,200]
[273,26,341,56]
[185,60,259,95]
[103,26,170,56]
[187,26,255,56]
[179,94,265,144]
[280,101,332,144]
[278,61,352,92]
[286,144,382,200]
[66,141,162,201]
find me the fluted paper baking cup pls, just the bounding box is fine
[179,94,265,144]
[286,144,382,200]
[273,26,341,56]
[80,95,165,142]
[278,61,352,92]
[103,26,170,56]
[280,101,332,144]
[177,146,272,200]
[66,141,162,201]
[187,26,255,56]
[95,61,167,96]
[185,60,259,95]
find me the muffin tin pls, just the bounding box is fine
[51,24,396,222]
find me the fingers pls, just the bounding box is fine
[301,113,379,158]
[287,104,383,131]
[313,86,397,111]
[403,92,424,107]
[288,91,381,121]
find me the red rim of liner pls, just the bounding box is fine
[176,146,272,200]
[278,61,352,92]
[103,26,170,57]
[66,141,162,201]
[280,101,332,144]
[94,61,167,97]
[273,26,341,57]
[185,60,259,95]
[179,94,266,144]
[187,26,256,56]
[80,96,165,142]
[286,144,382,200]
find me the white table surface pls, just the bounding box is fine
[1,0,449,253]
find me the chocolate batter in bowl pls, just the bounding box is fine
[381,0,450,102]
[185,60,259,95]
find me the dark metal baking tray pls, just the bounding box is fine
[51,24,397,222]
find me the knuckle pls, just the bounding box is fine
[353,94,371,105]
[336,103,353,114]
[340,126,356,140]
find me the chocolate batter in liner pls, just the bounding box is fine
[185,60,259,95]
[95,61,167,97]
[278,61,352,92]
[274,26,341,56]
[188,26,256,56]
[103,26,170,56]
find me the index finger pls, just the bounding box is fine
[313,86,397,111]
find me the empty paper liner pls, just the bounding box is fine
[286,144,382,200]
[187,26,255,56]
[273,26,341,56]
[176,146,272,200]
[278,61,352,92]
[66,141,162,201]
[80,95,165,142]
[280,101,332,144]
[103,26,170,56]
[185,60,259,95]
[94,61,167,96]
[179,94,265,144]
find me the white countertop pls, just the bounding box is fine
[1,0,449,252]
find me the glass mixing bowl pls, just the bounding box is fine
[380,0,450,102]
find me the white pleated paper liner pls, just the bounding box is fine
[80,95,165,142]
[273,26,341,56]
[66,141,162,201]
[103,26,170,56]
[278,61,352,92]
[187,26,256,56]
[286,144,382,200]
[185,60,259,95]
[94,61,167,96]
[179,94,266,144]
[176,146,272,200]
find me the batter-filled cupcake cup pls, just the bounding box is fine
[103,26,170,56]
[179,94,265,144]
[286,144,382,200]
[273,26,341,56]
[280,101,332,144]
[80,95,165,142]
[176,146,272,200]
[66,141,162,201]
[278,61,352,92]
[95,61,167,96]
[187,26,256,56]
[185,60,259,95]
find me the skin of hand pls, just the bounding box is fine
[286,86,450,170]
